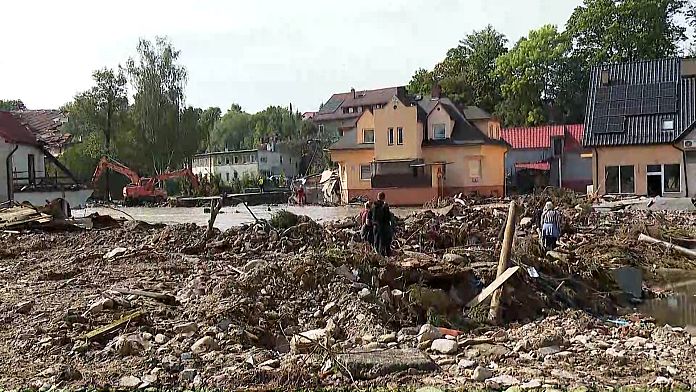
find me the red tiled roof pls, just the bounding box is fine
[0,111,38,145]
[515,161,551,171]
[501,124,585,151]
[12,110,72,150]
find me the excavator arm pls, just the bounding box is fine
[154,168,200,189]
[92,156,141,186]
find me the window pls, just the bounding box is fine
[388,128,394,145]
[363,129,375,144]
[360,164,371,180]
[664,164,681,192]
[226,172,230,182]
[397,127,404,145]
[234,171,238,179]
[647,165,661,173]
[318,124,325,133]
[552,138,564,156]
[251,154,256,163]
[260,157,267,163]
[433,124,446,140]
[469,159,481,178]
[234,156,239,164]
[375,104,383,109]
[280,156,284,164]
[225,157,230,165]
[348,107,355,113]
[605,165,634,194]
[662,120,675,131]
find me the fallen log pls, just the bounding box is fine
[467,266,520,309]
[638,234,696,259]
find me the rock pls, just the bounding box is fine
[431,339,458,355]
[291,328,329,353]
[312,309,323,318]
[442,253,465,263]
[520,217,533,228]
[14,300,34,314]
[653,376,671,385]
[476,343,511,360]
[666,365,678,376]
[191,336,218,354]
[259,359,280,368]
[361,334,374,343]
[625,336,647,348]
[364,342,382,350]
[217,318,232,332]
[181,368,197,381]
[418,340,433,350]
[323,301,338,314]
[154,334,168,344]
[142,374,158,384]
[104,247,128,259]
[243,259,267,272]
[605,347,625,358]
[174,322,198,335]
[458,359,476,369]
[546,251,569,262]
[436,357,456,366]
[378,333,397,344]
[488,375,520,387]
[181,352,194,361]
[417,324,443,345]
[72,341,89,353]
[472,366,493,381]
[338,349,438,380]
[691,337,696,346]
[537,345,561,358]
[520,380,542,389]
[120,375,142,388]
[84,298,114,315]
[416,388,444,392]
[358,288,372,301]
[336,265,356,281]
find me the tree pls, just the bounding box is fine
[567,0,689,65]
[127,37,188,173]
[495,25,574,126]
[199,107,221,152]
[459,25,508,113]
[0,99,26,111]
[407,68,435,96]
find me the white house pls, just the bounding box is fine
[0,111,91,207]
[192,143,300,185]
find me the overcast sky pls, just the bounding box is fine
[0,0,584,114]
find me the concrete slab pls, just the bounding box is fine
[338,348,438,379]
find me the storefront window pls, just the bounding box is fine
[605,165,634,193]
[664,164,681,192]
[605,166,619,193]
[619,165,635,194]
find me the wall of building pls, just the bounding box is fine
[258,149,299,178]
[427,102,455,139]
[331,149,375,203]
[347,187,437,206]
[356,110,375,144]
[0,141,48,201]
[505,149,549,177]
[686,151,696,197]
[216,163,259,184]
[549,154,593,192]
[593,144,687,197]
[316,118,358,143]
[373,99,421,161]
[422,144,506,193]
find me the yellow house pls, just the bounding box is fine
[329,88,509,206]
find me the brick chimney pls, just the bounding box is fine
[431,83,442,100]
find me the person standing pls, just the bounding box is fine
[541,201,562,250]
[371,192,393,256]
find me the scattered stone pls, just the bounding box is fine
[442,253,465,263]
[488,374,520,387]
[243,259,267,272]
[362,334,374,343]
[173,322,198,335]
[625,336,647,348]
[72,341,89,353]
[154,334,168,344]
[14,300,34,314]
[378,333,397,344]
[338,349,438,380]
[104,247,128,259]
[181,368,197,381]
[323,301,338,314]
[472,365,493,381]
[358,288,372,300]
[520,217,533,228]
[84,298,114,315]
[364,342,381,351]
[537,345,561,358]
[259,359,280,368]
[436,357,456,366]
[691,337,696,346]
[119,375,142,388]
[520,380,542,389]
[191,336,218,353]
[417,324,443,345]
[458,359,476,369]
[431,339,458,355]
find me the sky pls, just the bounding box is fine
[0,0,584,114]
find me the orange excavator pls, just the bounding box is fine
[92,156,200,204]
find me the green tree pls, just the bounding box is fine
[211,105,252,150]
[567,0,689,65]
[459,25,508,113]
[0,99,26,111]
[127,37,188,173]
[407,68,435,96]
[199,106,221,152]
[495,25,573,126]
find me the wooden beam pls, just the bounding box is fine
[111,288,177,305]
[488,201,518,323]
[81,310,145,341]
[466,266,520,308]
[639,234,696,259]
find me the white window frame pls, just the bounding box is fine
[388,128,394,145]
[397,127,404,145]
[318,124,325,133]
[363,129,375,144]
[647,163,682,194]
[662,119,675,131]
[359,164,371,180]
[433,123,446,140]
[605,165,635,194]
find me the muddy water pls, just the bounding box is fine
[73,205,420,231]
[639,272,696,327]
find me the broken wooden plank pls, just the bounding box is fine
[466,266,520,308]
[111,288,177,305]
[81,310,146,341]
[639,233,696,259]
[489,201,518,323]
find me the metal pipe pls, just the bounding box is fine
[6,144,18,201]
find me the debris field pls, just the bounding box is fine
[1,194,696,390]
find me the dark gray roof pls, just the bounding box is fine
[315,87,403,122]
[463,106,492,120]
[328,128,374,151]
[584,57,696,147]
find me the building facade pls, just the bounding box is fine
[584,57,696,197]
[501,124,592,193]
[328,87,508,206]
[192,143,300,185]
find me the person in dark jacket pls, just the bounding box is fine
[360,201,374,244]
[371,192,393,256]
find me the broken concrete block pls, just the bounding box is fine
[431,339,458,354]
[119,375,141,388]
[338,348,437,379]
[173,322,198,335]
[191,336,218,354]
[417,324,443,345]
[472,365,493,381]
[442,253,465,263]
[14,300,34,314]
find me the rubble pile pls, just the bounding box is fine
[1,196,695,389]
